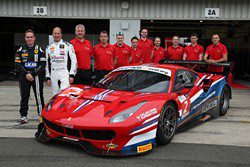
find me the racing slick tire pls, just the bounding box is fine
[219,86,230,116]
[156,102,177,145]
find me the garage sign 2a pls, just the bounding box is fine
[205,8,219,18]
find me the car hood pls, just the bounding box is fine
[42,85,167,127]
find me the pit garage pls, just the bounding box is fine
[0,0,250,83]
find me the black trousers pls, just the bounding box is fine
[94,70,111,83]
[19,75,45,117]
[74,69,92,85]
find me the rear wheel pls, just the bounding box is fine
[219,86,230,116]
[156,102,177,145]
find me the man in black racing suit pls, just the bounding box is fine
[14,29,46,125]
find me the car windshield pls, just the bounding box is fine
[95,70,171,93]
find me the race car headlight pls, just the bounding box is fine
[109,101,147,123]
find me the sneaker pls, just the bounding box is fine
[15,117,28,126]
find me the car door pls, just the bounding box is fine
[173,69,206,125]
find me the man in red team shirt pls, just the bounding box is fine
[138,28,154,63]
[183,33,204,70]
[166,36,184,60]
[93,31,117,81]
[203,34,228,73]
[152,37,165,63]
[113,32,131,68]
[130,36,143,64]
[70,24,93,84]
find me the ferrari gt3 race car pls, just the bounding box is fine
[36,61,232,156]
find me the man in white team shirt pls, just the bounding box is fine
[45,27,77,95]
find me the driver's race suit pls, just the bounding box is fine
[45,39,77,95]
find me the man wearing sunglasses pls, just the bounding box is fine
[14,29,46,125]
[113,32,131,68]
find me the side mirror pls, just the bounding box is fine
[183,82,194,88]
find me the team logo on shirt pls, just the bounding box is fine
[123,50,128,53]
[107,51,112,55]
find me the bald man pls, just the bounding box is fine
[45,27,77,95]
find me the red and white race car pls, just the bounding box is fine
[36,62,232,156]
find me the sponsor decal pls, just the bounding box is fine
[60,51,65,55]
[137,143,152,153]
[23,59,27,62]
[15,60,21,63]
[21,53,28,57]
[201,99,218,113]
[114,66,171,77]
[61,123,73,129]
[192,91,216,110]
[60,44,65,49]
[136,108,157,121]
[34,49,38,54]
[34,54,38,62]
[50,47,55,51]
[106,143,118,149]
[24,62,37,68]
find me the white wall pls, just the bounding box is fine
[110,20,140,45]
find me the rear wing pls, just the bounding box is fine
[159,60,234,76]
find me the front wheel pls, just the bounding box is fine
[219,86,230,116]
[156,102,177,145]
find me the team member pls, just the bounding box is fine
[46,27,77,95]
[152,37,165,63]
[165,35,184,60]
[203,34,228,73]
[183,33,204,70]
[93,31,117,81]
[113,32,131,68]
[138,28,154,63]
[14,29,45,124]
[130,36,143,64]
[70,24,93,84]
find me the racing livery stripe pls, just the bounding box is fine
[206,74,213,79]
[142,114,160,125]
[196,75,207,86]
[72,100,94,113]
[130,119,158,135]
[190,89,204,103]
[124,129,157,147]
[93,89,110,100]
[211,77,225,87]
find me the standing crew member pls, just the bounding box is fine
[138,28,154,63]
[113,32,131,68]
[130,36,143,64]
[70,24,93,84]
[46,27,77,95]
[203,34,228,73]
[165,36,184,60]
[152,37,165,63]
[14,29,45,124]
[93,31,117,81]
[183,33,204,70]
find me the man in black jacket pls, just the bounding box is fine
[14,29,46,125]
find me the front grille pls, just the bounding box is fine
[65,128,81,138]
[82,130,115,140]
[43,118,64,134]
